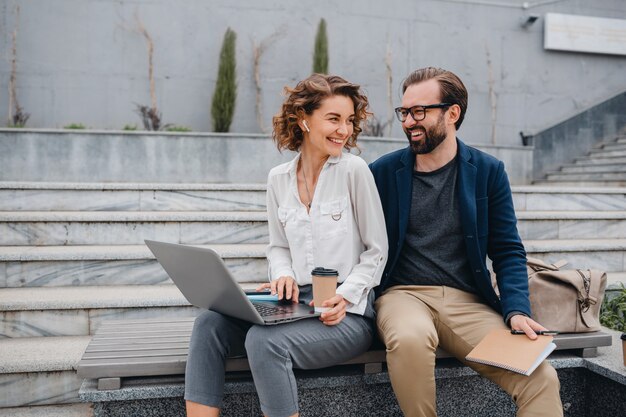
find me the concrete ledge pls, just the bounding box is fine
[0,131,533,184]
[78,331,626,417]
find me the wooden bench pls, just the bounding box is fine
[77,316,613,391]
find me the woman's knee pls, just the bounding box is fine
[244,326,287,360]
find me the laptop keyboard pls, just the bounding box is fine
[253,303,290,317]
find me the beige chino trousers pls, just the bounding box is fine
[375,285,563,417]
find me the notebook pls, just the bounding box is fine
[465,329,556,376]
[145,240,319,325]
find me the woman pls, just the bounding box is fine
[185,73,388,417]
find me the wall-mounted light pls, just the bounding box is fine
[521,15,540,29]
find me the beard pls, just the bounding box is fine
[404,112,447,155]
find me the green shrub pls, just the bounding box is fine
[313,18,328,74]
[64,123,86,129]
[600,284,626,332]
[211,28,237,133]
[123,124,138,131]
[165,125,192,132]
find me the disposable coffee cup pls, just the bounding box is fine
[311,267,338,313]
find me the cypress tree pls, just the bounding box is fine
[313,19,328,74]
[211,28,237,132]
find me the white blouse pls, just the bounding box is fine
[266,152,388,316]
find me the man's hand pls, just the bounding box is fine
[510,314,548,340]
[309,294,348,326]
[256,276,299,303]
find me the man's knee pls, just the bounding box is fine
[530,362,560,390]
[380,324,438,356]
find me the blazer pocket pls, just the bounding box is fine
[318,197,349,240]
[476,197,489,237]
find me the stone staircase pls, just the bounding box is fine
[1,181,625,415]
[539,135,626,186]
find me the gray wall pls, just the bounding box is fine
[1,0,625,146]
[532,91,626,180]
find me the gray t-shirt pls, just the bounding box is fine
[388,157,476,293]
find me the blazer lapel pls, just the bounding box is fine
[396,148,414,244]
[457,139,477,237]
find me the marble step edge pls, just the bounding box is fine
[0,181,266,191]
[2,210,626,222]
[0,283,262,312]
[3,239,626,263]
[561,164,626,171]
[0,211,268,222]
[533,178,626,185]
[0,244,266,262]
[546,170,626,176]
[0,335,91,374]
[2,182,626,195]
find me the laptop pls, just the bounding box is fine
[145,240,319,325]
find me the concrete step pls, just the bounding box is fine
[596,142,626,152]
[2,237,625,288]
[545,172,626,183]
[0,244,267,287]
[587,149,626,158]
[511,186,626,211]
[560,164,626,173]
[3,182,625,212]
[2,236,625,338]
[0,285,197,338]
[574,156,626,165]
[0,182,266,211]
[0,211,268,245]
[516,211,626,239]
[0,283,271,339]
[0,336,91,408]
[2,209,626,246]
[533,180,626,187]
[523,238,626,272]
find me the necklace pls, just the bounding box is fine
[301,162,313,209]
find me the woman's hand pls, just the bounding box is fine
[309,294,348,326]
[256,276,299,303]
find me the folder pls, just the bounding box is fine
[465,329,556,376]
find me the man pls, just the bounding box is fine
[369,67,562,417]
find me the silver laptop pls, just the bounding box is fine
[145,240,319,325]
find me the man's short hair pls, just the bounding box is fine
[402,67,468,130]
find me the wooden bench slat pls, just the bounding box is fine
[94,327,193,336]
[86,342,191,353]
[96,317,196,326]
[96,321,195,331]
[87,335,190,350]
[82,347,189,360]
[92,333,191,341]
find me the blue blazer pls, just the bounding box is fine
[369,139,530,320]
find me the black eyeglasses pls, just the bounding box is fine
[394,103,452,122]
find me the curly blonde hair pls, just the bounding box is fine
[272,73,370,152]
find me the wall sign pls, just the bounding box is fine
[544,13,626,56]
